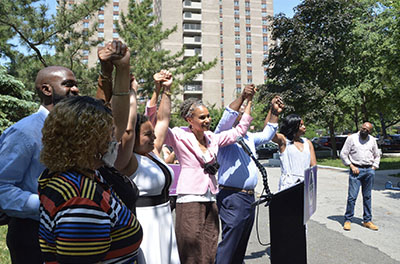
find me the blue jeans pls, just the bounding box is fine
[344,167,375,222]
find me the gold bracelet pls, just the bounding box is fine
[113,91,130,96]
[163,90,172,96]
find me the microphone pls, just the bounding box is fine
[236,137,253,157]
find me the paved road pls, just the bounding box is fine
[243,165,400,264]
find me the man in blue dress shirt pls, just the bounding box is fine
[0,66,79,263]
[214,85,284,264]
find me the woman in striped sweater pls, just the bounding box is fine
[38,96,142,263]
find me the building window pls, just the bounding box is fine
[246,53,252,58]
[262,19,268,25]
[83,22,89,28]
[98,14,104,20]
[246,26,251,32]
[235,44,240,49]
[99,6,104,11]
[246,35,251,41]
[113,5,119,11]
[113,32,119,38]
[235,52,240,57]
[246,44,251,49]
[247,61,252,66]
[236,60,241,66]
[262,11,267,17]
[83,50,89,56]
[247,70,252,75]
[262,3,267,8]
[82,59,88,64]
[235,26,240,32]
[245,10,250,16]
[263,44,268,51]
[247,78,252,83]
[113,15,119,20]
[234,9,239,15]
[263,36,268,42]
[236,78,241,84]
[235,17,240,23]
[236,70,241,75]
[98,41,105,47]
[235,34,240,40]
[263,27,268,33]
[98,23,104,29]
[98,32,104,38]
[234,1,239,6]
[246,18,250,24]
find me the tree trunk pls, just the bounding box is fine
[378,112,388,138]
[354,106,359,132]
[328,119,338,159]
[361,93,368,122]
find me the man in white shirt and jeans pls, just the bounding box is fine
[340,122,381,231]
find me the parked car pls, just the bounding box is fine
[256,142,279,160]
[314,135,348,150]
[379,134,400,153]
[312,142,333,159]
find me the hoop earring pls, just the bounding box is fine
[95,152,102,160]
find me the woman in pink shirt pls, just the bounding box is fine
[162,96,253,263]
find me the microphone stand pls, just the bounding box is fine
[237,138,273,207]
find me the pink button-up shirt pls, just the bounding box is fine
[164,113,253,195]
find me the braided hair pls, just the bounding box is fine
[179,98,205,121]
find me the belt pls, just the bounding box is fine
[135,194,170,207]
[219,185,254,195]
[353,163,372,169]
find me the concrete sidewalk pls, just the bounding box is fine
[244,165,400,263]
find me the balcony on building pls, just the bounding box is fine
[183,36,202,46]
[184,48,202,57]
[183,0,201,11]
[183,12,202,22]
[183,23,201,34]
[184,83,203,93]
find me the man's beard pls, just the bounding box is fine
[52,92,68,105]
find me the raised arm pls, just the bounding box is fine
[114,77,139,175]
[145,72,163,126]
[264,95,284,126]
[111,42,131,142]
[215,84,255,133]
[153,70,173,156]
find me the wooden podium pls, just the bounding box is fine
[269,181,307,264]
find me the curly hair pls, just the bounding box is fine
[41,96,113,172]
[179,98,205,121]
[280,114,302,141]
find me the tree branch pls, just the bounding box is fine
[0,19,47,67]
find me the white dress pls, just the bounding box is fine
[278,137,311,191]
[130,153,180,264]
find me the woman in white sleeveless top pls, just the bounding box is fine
[272,114,317,191]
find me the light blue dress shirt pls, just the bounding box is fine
[215,107,278,190]
[0,106,48,220]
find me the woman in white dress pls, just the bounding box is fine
[272,114,317,191]
[114,70,180,264]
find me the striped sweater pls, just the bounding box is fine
[38,170,143,264]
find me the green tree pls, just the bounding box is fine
[117,0,216,95]
[344,0,400,138]
[0,66,38,133]
[260,0,357,157]
[0,0,108,95]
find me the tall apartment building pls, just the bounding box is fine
[80,0,273,107]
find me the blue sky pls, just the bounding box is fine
[274,0,301,17]
[1,0,301,64]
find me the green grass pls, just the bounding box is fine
[0,225,10,263]
[317,157,400,171]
